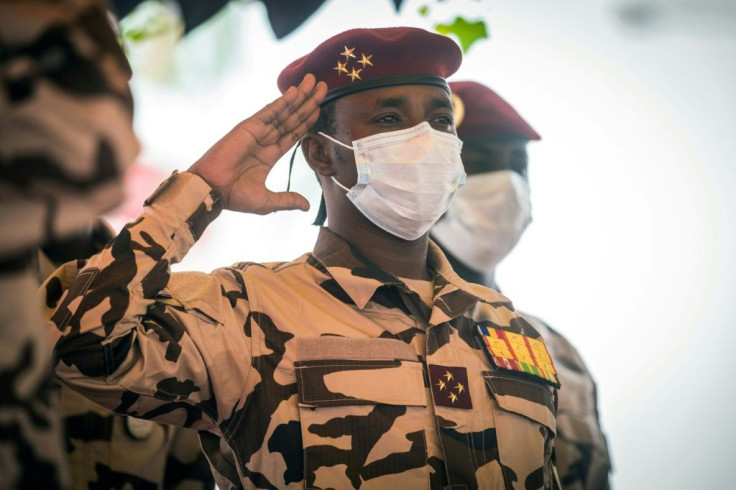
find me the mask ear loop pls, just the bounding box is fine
[286,139,328,226]
[313,194,327,226]
[286,140,302,193]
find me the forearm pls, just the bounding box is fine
[43,172,222,407]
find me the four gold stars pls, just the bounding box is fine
[437,377,465,403]
[430,365,471,409]
[333,48,373,83]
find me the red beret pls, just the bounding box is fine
[278,27,462,104]
[450,81,541,140]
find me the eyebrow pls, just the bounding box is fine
[373,95,453,110]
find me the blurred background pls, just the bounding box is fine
[107,0,736,488]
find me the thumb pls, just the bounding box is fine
[262,191,311,214]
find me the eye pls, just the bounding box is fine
[430,114,454,130]
[373,113,400,124]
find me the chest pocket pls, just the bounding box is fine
[294,337,429,490]
[483,371,557,490]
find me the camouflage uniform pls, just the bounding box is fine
[524,316,612,490]
[0,1,137,487]
[37,223,214,490]
[43,171,560,489]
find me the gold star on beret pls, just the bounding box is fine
[358,53,373,67]
[333,60,348,77]
[347,67,362,81]
[340,45,356,60]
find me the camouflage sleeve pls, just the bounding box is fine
[0,0,139,258]
[524,314,613,489]
[42,171,251,432]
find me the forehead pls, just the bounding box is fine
[334,84,452,117]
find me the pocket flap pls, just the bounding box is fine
[483,371,556,432]
[164,272,223,324]
[295,338,425,408]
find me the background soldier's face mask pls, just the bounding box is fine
[319,122,466,241]
[431,170,532,272]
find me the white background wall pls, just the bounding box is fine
[120,1,736,487]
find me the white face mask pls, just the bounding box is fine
[319,122,466,241]
[431,170,532,272]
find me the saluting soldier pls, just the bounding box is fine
[432,80,613,489]
[43,27,563,489]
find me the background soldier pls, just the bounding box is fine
[42,27,562,488]
[431,80,613,489]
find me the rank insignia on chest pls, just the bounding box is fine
[428,365,472,409]
[477,324,561,388]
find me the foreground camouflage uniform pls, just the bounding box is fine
[43,171,560,489]
[0,1,137,487]
[525,316,612,489]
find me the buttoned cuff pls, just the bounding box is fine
[145,171,223,242]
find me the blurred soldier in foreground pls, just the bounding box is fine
[0,1,214,487]
[0,1,138,487]
[431,80,613,489]
[42,27,564,488]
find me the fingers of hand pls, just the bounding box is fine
[274,87,327,152]
[255,76,327,145]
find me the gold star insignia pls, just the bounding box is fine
[444,370,454,381]
[333,60,348,77]
[358,53,373,67]
[449,392,458,404]
[436,379,446,391]
[347,67,362,81]
[455,382,465,393]
[340,46,356,61]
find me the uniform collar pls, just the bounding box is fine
[310,228,510,324]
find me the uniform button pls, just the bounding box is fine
[125,417,155,440]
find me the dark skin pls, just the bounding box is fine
[301,84,457,280]
[459,135,529,179]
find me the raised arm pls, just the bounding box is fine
[43,75,327,430]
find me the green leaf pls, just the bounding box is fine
[434,16,489,53]
[418,5,430,17]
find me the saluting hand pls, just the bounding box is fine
[188,74,327,214]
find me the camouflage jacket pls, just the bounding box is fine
[525,316,612,490]
[43,171,560,489]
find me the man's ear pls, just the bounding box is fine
[301,133,335,177]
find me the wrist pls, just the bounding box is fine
[145,171,223,241]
